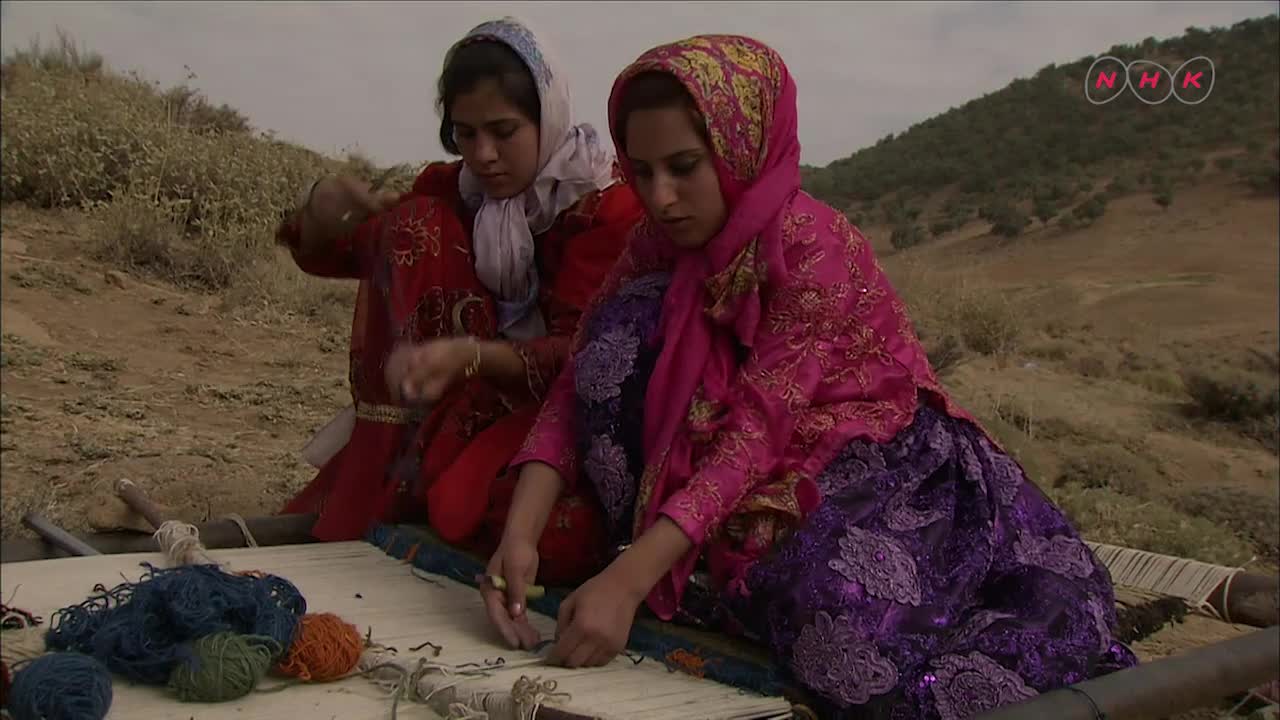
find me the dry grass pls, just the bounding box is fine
[0,35,415,323]
[889,260,1028,373]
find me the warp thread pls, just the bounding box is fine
[7,652,113,720]
[357,643,572,720]
[1,659,9,709]
[45,563,306,685]
[275,613,364,682]
[167,632,282,703]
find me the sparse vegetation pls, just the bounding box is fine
[0,33,418,319]
[1182,365,1280,450]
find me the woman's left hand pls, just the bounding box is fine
[385,337,478,404]
[547,568,644,668]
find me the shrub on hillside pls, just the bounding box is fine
[2,69,331,227]
[1054,443,1160,498]
[979,199,1031,238]
[0,62,346,290]
[1048,483,1255,567]
[0,37,426,324]
[1182,367,1279,423]
[1105,175,1136,194]
[1071,194,1108,225]
[1181,366,1280,451]
[1236,156,1280,193]
[1170,486,1280,562]
[1,30,103,90]
[928,218,956,238]
[1032,196,1059,224]
[890,223,928,250]
[158,84,253,135]
[890,263,1025,360]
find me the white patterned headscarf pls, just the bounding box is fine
[449,17,618,341]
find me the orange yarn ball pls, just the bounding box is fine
[275,613,363,682]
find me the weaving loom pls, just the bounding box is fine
[0,533,796,720]
[2,514,1276,720]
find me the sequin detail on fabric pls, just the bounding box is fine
[791,611,899,707]
[574,328,640,404]
[929,652,1039,720]
[573,272,671,548]
[829,526,923,607]
[1012,534,1097,580]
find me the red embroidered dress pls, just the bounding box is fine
[277,160,643,584]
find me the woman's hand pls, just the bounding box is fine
[547,517,693,668]
[385,337,478,404]
[307,175,399,227]
[296,175,399,254]
[481,536,543,650]
[547,566,645,668]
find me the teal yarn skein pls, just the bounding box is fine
[167,633,282,703]
[7,652,113,720]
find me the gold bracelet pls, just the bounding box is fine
[463,337,482,379]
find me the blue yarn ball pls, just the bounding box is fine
[45,563,306,685]
[8,652,113,720]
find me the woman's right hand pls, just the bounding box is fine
[298,175,399,251]
[481,536,543,650]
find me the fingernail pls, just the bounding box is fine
[511,602,523,615]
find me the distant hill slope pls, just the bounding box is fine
[802,15,1280,244]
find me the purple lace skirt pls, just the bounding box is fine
[573,273,1139,719]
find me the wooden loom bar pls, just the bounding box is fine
[976,625,1280,720]
[0,513,319,564]
[20,512,102,557]
[114,478,169,530]
[1221,571,1280,628]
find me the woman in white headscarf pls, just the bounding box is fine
[276,18,645,587]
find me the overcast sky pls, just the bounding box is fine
[2,1,1275,167]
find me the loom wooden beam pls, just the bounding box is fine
[976,625,1280,720]
[0,513,318,564]
[1216,571,1279,628]
[20,512,101,557]
[114,478,169,530]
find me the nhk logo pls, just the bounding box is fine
[1084,56,1215,105]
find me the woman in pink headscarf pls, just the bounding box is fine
[481,35,1138,718]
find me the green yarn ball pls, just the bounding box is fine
[167,633,282,703]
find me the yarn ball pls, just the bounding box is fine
[47,563,305,685]
[275,613,363,682]
[0,627,48,668]
[7,652,113,720]
[167,632,281,703]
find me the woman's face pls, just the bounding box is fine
[451,78,540,199]
[624,106,727,250]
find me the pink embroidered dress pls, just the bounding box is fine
[513,35,1137,719]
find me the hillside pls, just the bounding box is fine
[801,15,1280,248]
[0,24,1277,590]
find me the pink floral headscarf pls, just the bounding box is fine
[605,35,806,609]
